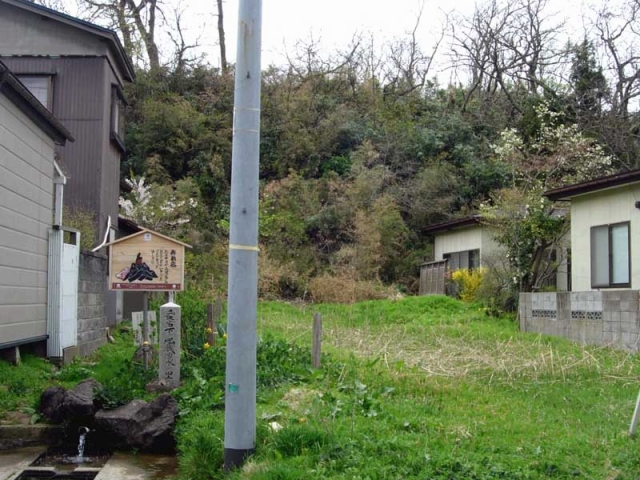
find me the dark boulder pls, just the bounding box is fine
[39,379,102,424]
[63,378,101,418]
[94,394,177,452]
[39,387,67,424]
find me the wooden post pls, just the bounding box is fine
[142,291,150,370]
[214,297,222,322]
[207,303,216,347]
[312,312,322,368]
[630,388,640,436]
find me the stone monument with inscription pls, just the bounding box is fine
[159,302,181,389]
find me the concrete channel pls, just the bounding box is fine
[0,446,178,480]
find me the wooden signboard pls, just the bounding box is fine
[106,229,191,291]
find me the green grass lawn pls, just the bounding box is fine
[243,296,640,479]
[1,295,640,479]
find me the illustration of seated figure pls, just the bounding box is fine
[124,253,158,282]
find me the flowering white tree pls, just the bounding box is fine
[119,176,200,237]
[481,102,615,292]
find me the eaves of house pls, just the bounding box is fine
[0,60,73,144]
[422,215,482,235]
[544,169,640,202]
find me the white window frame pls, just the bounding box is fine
[590,222,631,288]
[17,75,52,110]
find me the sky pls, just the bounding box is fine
[183,0,591,76]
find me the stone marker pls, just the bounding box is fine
[132,311,158,346]
[159,302,181,389]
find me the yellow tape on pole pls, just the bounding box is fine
[229,244,260,252]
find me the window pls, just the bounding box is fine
[110,85,126,152]
[591,222,630,288]
[443,249,480,271]
[17,75,52,109]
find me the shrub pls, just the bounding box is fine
[475,253,520,314]
[450,268,486,303]
[309,274,394,303]
[94,358,155,409]
[152,288,221,358]
[258,248,309,300]
[63,205,96,251]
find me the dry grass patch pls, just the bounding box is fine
[280,387,320,413]
[320,323,639,383]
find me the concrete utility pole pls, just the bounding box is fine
[224,0,262,470]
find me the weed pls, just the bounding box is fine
[175,412,225,480]
[94,359,155,409]
[271,425,336,457]
[0,355,55,415]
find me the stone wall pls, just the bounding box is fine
[77,251,109,356]
[519,291,640,351]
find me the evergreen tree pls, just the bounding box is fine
[569,39,608,119]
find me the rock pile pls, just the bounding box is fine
[39,379,177,453]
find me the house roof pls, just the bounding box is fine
[543,169,640,201]
[103,228,192,249]
[422,215,482,235]
[118,216,143,234]
[0,60,74,145]
[0,0,135,82]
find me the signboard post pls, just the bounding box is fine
[105,229,190,375]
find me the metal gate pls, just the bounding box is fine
[47,228,80,358]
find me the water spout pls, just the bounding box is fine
[77,426,90,461]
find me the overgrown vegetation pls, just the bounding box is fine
[2,296,640,478]
[103,0,640,302]
[62,205,97,252]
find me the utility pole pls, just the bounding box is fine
[224,0,262,471]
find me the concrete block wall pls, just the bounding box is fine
[77,252,108,356]
[520,290,640,351]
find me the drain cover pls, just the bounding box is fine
[16,471,98,480]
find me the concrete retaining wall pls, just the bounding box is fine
[77,252,108,356]
[519,291,640,351]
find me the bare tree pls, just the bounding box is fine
[451,0,567,111]
[382,4,446,99]
[79,0,161,70]
[216,0,227,74]
[166,5,203,73]
[593,0,640,116]
[582,0,640,168]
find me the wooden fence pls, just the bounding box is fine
[419,260,447,295]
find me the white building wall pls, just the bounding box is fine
[434,225,504,267]
[0,92,56,345]
[434,226,483,260]
[570,184,640,291]
[480,227,505,266]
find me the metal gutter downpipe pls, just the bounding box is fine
[91,215,112,252]
[47,163,66,358]
[224,0,262,470]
